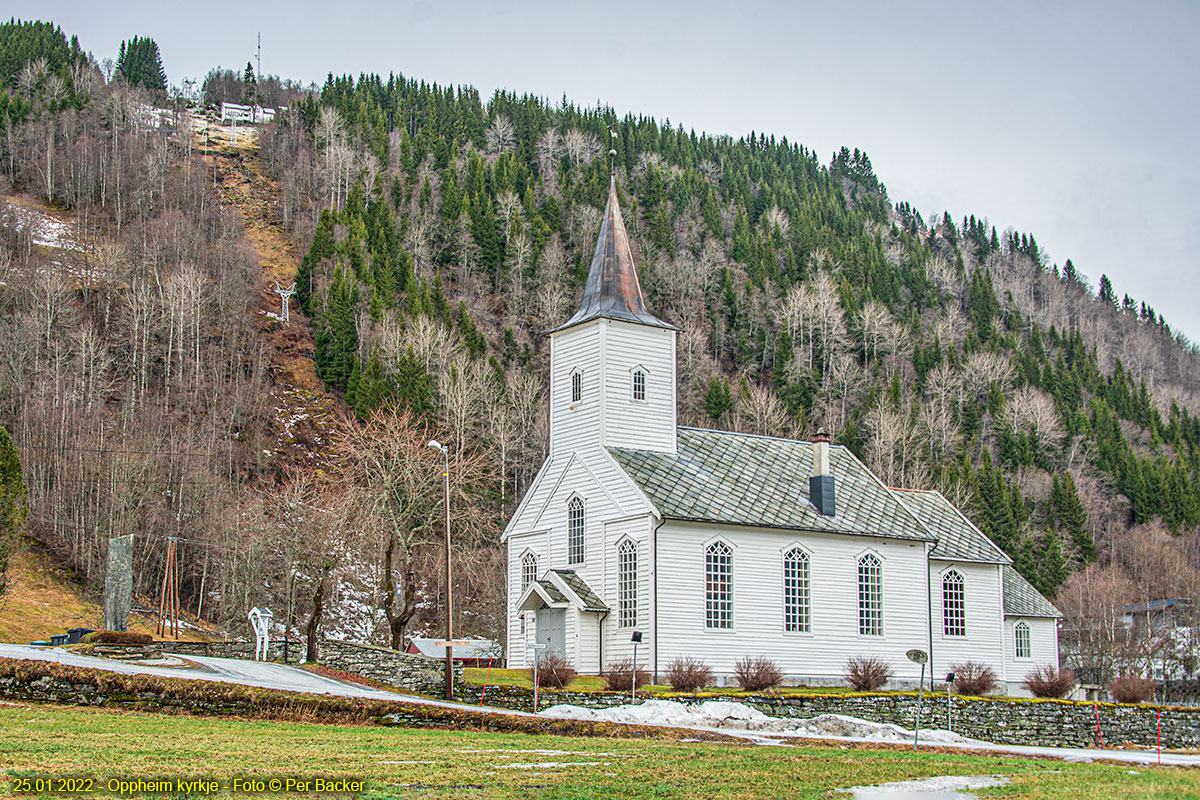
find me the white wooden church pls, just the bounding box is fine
[504,179,1061,692]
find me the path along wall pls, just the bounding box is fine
[164,639,460,696]
[457,685,1199,750]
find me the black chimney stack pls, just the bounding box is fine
[810,430,836,516]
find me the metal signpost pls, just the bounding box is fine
[428,440,453,701]
[906,649,928,751]
[526,642,547,713]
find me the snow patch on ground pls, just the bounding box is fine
[542,700,969,744]
[839,774,1007,798]
[491,761,609,770]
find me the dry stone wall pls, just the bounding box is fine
[458,685,1199,749]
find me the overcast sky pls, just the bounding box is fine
[15,0,1200,340]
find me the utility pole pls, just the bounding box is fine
[156,537,181,639]
[428,439,455,701]
[256,33,261,83]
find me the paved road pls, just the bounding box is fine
[0,643,469,707]
[2,644,1197,766]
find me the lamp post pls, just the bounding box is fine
[906,648,928,751]
[945,672,956,733]
[630,631,642,705]
[428,439,453,701]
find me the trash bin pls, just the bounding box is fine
[49,634,68,646]
[66,628,94,644]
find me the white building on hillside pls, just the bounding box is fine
[503,178,1061,691]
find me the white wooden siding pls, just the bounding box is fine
[654,521,933,683]
[1003,616,1060,696]
[601,321,677,454]
[549,325,601,457]
[929,561,1005,682]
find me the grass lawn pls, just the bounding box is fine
[0,703,1196,798]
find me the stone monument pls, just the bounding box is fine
[104,534,135,632]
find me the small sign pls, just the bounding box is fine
[906,648,928,664]
[434,640,471,648]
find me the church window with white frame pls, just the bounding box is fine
[618,539,638,627]
[783,547,810,632]
[632,369,646,401]
[1014,621,1031,659]
[567,497,584,565]
[942,570,966,636]
[571,370,582,403]
[521,551,538,592]
[858,553,883,636]
[705,541,733,629]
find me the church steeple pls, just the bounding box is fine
[551,178,677,333]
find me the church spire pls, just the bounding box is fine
[551,178,676,332]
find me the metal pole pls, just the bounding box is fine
[532,656,539,714]
[914,663,925,751]
[443,447,453,702]
[631,642,638,705]
[947,683,952,733]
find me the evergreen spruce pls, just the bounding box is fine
[115,35,167,92]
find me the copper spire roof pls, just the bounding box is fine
[550,178,677,333]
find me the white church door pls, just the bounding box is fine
[536,608,566,658]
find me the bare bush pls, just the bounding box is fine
[1022,665,1076,698]
[734,656,783,692]
[950,661,998,696]
[1109,674,1156,704]
[529,652,576,688]
[846,656,893,691]
[603,657,651,692]
[665,657,713,692]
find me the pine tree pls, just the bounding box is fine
[704,376,734,423]
[115,36,167,92]
[0,426,28,598]
[242,61,258,106]
[1036,530,1069,597]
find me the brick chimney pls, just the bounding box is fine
[810,430,836,516]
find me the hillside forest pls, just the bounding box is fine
[1,20,1199,681]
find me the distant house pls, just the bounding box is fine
[405,637,501,667]
[1122,598,1198,681]
[502,177,1062,692]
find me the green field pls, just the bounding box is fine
[1,704,1197,798]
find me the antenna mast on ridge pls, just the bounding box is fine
[257,32,261,80]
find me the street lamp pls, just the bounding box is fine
[945,672,956,732]
[630,631,642,705]
[428,439,453,701]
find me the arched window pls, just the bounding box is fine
[705,542,733,629]
[1014,621,1031,659]
[571,370,582,403]
[618,539,638,628]
[521,552,538,592]
[632,369,646,401]
[783,548,810,632]
[942,570,966,636]
[567,497,584,565]
[857,554,883,636]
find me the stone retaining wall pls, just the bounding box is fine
[458,684,1200,749]
[163,639,459,696]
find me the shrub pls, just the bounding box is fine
[1109,674,1156,704]
[528,652,575,688]
[734,656,783,692]
[81,631,153,645]
[603,657,651,692]
[665,657,713,693]
[1022,665,1076,699]
[845,656,893,691]
[949,661,998,696]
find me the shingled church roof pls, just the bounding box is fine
[550,177,677,333]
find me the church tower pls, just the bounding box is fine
[547,178,679,456]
